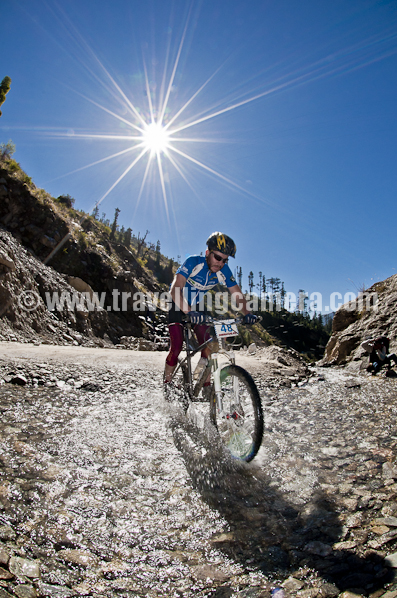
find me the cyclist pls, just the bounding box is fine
[164,232,258,384]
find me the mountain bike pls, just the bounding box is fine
[165,316,263,462]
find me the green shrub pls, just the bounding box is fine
[0,140,15,159]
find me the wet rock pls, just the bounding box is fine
[0,547,10,566]
[14,585,38,598]
[382,462,397,480]
[384,552,397,568]
[304,541,332,557]
[376,517,397,527]
[37,583,75,597]
[80,382,101,392]
[0,565,13,579]
[282,576,304,591]
[0,527,15,543]
[57,549,98,568]
[190,564,229,582]
[9,556,40,578]
[10,374,28,386]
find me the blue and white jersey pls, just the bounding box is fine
[176,255,236,307]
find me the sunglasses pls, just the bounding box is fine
[211,252,228,264]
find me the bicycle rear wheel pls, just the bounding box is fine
[210,364,263,462]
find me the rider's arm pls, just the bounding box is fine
[170,273,191,314]
[228,284,251,315]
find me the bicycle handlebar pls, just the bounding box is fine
[182,314,262,325]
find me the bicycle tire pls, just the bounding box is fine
[210,364,263,462]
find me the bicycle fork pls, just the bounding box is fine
[210,354,242,423]
[210,354,223,414]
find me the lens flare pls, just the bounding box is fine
[142,122,170,154]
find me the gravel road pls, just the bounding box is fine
[1,343,397,597]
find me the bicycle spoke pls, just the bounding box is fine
[211,365,263,462]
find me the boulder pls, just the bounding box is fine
[320,274,397,366]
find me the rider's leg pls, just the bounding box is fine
[195,324,212,385]
[164,323,183,382]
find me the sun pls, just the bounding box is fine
[142,122,170,155]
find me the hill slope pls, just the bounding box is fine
[0,155,170,346]
[319,275,397,369]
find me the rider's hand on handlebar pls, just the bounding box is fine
[187,311,207,325]
[243,313,258,325]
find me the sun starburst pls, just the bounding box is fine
[141,122,171,155]
[40,0,394,266]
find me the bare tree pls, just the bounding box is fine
[136,230,149,256]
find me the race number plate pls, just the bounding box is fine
[214,320,239,339]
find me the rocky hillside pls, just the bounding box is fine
[319,274,397,369]
[0,151,331,356]
[0,156,170,347]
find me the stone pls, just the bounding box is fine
[333,540,357,550]
[320,583,339,598]
[0,548,9,566]
[0,566,13,580]
[8,556,40,578]
[372,525,390,535]
[282,576,304,591]
[14,586,38,598]
[382,462,397,479]
[304,541,333,556]
[0,526,16,542]
[37,583,75,597]
[0,587,14,598]
[10,375,28,386]
[57,549,98,568]
[375,516,397,527]
[190,564,229,582]
[9,556,40,578]
[384,552,397,568]
[0,252,15,271]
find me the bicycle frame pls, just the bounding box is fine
[173,319,240,413]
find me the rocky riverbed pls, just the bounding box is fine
[1,344,397,597]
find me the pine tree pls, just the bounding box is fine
[261,274,267,296]
[248,271,254,293]
[257,271,263,299]
[124,228,132,247]
[155,240,161,267]
[280,281,286,308]
[110,207,120,240]
[237,266,242,288]
[92,205,99,220]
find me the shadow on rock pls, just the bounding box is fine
[170,416,393,594]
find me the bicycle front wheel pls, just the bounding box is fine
[210,364,263,462]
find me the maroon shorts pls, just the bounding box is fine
[166,323,211,366]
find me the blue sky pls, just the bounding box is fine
[2,0,397,313]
